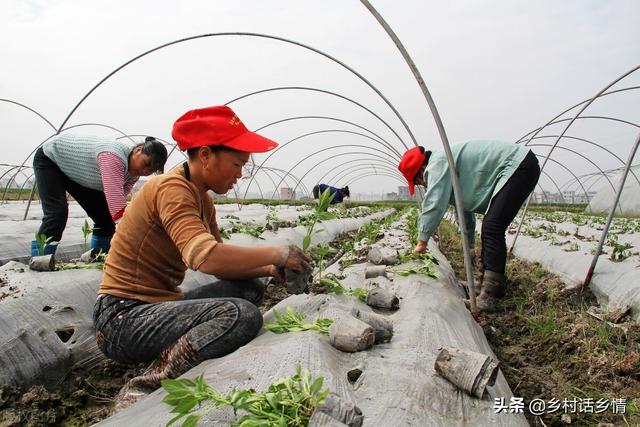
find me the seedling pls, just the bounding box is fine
[610,241,633,262]
[319,275,368,303]
[311,243,331,280]
[264,306,333,335]
[302,188,335,251]
[162,364,329,427]
[563,242,580,252]
[391,257,438,278]
[81,219,93,252]
[34,233,58,256]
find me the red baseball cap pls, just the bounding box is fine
[398,146,427,195]
[172,106,278,153]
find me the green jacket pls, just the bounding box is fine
[418,140,530,244]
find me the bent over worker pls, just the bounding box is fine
[312,184,350,204]
[93,106,311,410]
[398,140,540,312]
[32,134,167,255]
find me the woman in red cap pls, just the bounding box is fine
[93,106,310,410]
[398,140,540,312]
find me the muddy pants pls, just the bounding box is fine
[33,147,115,243]
[481,151,540,275]
[93,279,264,364]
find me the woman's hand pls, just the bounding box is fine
[278,245,312,273]
[414,240,428,253]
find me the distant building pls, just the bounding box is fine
[398,186,412,200]
[385,192,399,200]
[280,187,296,200]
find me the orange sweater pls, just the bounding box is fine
[99,165,218,302]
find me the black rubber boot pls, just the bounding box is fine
[475,271,506,312]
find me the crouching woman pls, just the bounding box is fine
[93,106,310,410]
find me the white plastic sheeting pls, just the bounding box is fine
[0,210,389,390]
[587,165,640,217]
[0,201,315,265]
[98,217,527,427]
[509,221,640,320]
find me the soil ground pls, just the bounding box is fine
[437,219,640,427]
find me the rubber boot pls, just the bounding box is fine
[31,240,58,256]
[475,270,506,313]
[90,234,111,254]
[113,335,201,412]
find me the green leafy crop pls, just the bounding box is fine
[264,307,333,335]
[162,364,329,427]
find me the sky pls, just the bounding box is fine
[1,0,639,197]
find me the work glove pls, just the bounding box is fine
[279,244,312,273]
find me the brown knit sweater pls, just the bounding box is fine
[99,164,218,302]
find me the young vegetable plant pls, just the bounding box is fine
[391,256,438,278]
[319,275,368,303]
[264,306,333,335]
[82,219,93,252]
[162,364,329,427]
[34,233,57,256]
[311,243,331,280]
[302,188,335,251]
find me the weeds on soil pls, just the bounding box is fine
[162,364,329,427]
[437,219,640,426]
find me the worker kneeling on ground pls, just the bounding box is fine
[93,106,311,411]
[398,140,540,312]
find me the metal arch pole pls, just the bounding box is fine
[0,99,57,131]
[227,88,407,153]
[253,114,401,157]
[526,134,640,188]
[1,166,29,203]
[332,164,403,186]
[510,65,640,253]
[516,113,640,144]
[538,171,568,205]
[360,0,478,316]
[289,150,394,198]
[334,165,403,187]
[321,157,400,184]
[247,129,399,200]
[3,168,34,202]
[344,172,406,187]
[57,32,418,146]
[584,132,640,287]
[267,167,311,198]
[271,144,393,199]
[514,86,640,143]
[525,143,621,212]
[257,166,310,201]
[321,156,400,183]
[531,154,587,205]
[1,166,33,203]
[17,172,36,202]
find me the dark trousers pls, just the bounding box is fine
[93,279,265,364]
[33,147,115,242]
[481,151,540,274]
